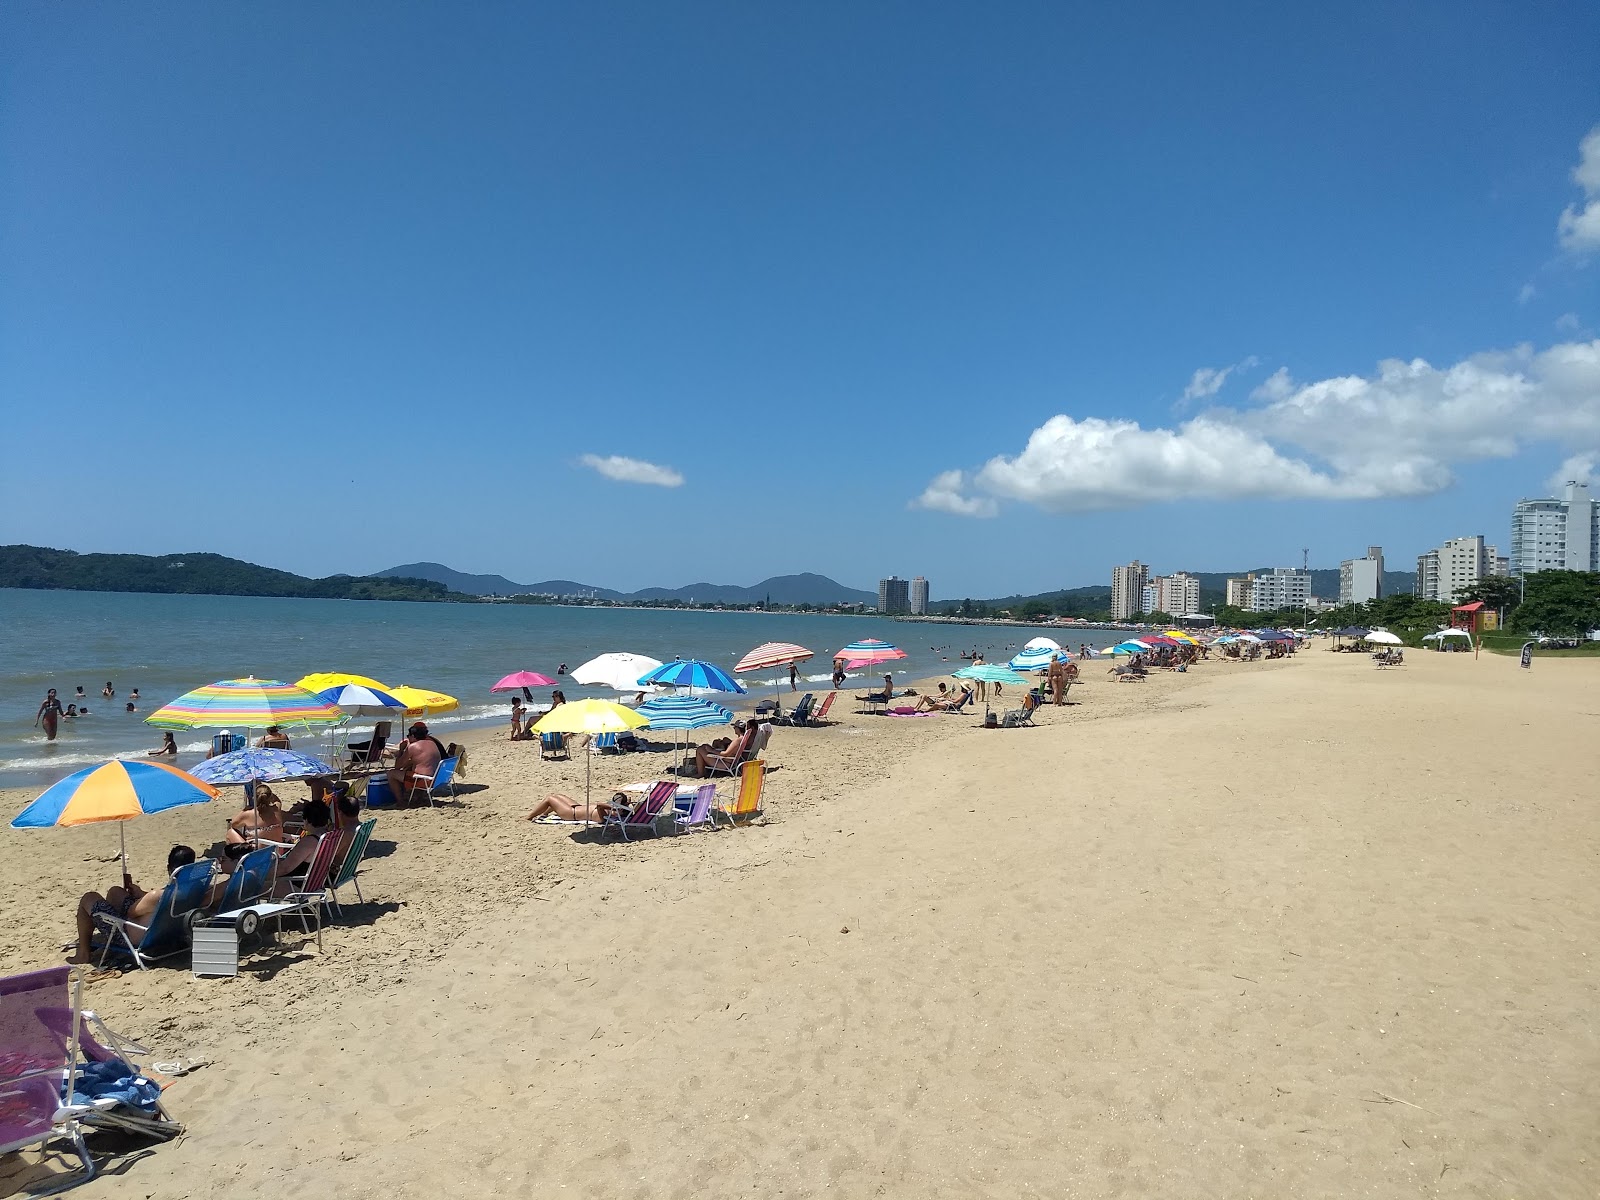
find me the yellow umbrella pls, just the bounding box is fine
[1163,631,1199,644]
[295,672,392,694]
[388,685,460,718]
[531,699,650,812]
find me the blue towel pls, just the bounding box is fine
[64,1059,162,1112]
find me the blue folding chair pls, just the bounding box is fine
[96,863,214,970]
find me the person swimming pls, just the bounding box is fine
[102,682,115,698]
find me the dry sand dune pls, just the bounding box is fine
[1,648,1596,1197]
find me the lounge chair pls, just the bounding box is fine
[1,965,186,1186]
[208,834,343,953]
[712,761,765,828]
[404,755,459,806]
[997,692,1040,727]
[777,694,814,726]
[345,722,391,769]
[807,691,838,725]
[674,783,717,833]
[701,727,757,778]
[327,818,377,915]
[96,862,215,970]
[209,847,276,915]
[600,780,676,842]
[592,732,620,754]
[540,731,570,761]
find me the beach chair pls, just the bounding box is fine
[1000,693,1040,728]
[96,862,214,970]
[540,731,570,761]
[209,847,276,915]
[328,818,377,915]
[345,722,391,770]
[701,727,757,778]
[211,834,343,953]
[808,691,838,725]
[674,783,717,834]
[592,732,619,754]
[777,694,814,726]
[712,761,765,828]
[601,780,676,842]
[404,755,459,806]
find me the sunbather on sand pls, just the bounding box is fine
[914,685,974,712]
[524,792,625,823]
[69,845,198,964]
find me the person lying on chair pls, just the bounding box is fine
[226,788,285,847]
[273,800,332,893]
[524,792,627,823]
[913,685,974,712]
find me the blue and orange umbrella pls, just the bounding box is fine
[11,759,220,875]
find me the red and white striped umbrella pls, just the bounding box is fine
[734,642,814,674]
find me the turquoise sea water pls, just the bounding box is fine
[0,589,1124,789]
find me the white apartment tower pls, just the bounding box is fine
[1225,576,1255,609]
[1249,567,1311,612]
[1338,546,1384,605]
[1110,560,1149,621]
[909,576,930,615]
[1415,535,1499,604]
[1511,481,1599,575]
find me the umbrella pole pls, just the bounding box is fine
[118,822,128,881]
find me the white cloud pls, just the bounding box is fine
[911,470,998,518]
[1549,452,1597,489]
[1181,355,1259,402]
[1556,312,1583,334]
[914,339,1600,516]
[1558,125,1600,253]
[578,454,684,487]
[1518,283,1537,305]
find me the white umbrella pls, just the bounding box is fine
[1366,630,1403,645]
[1022,636,1062,652]
[570,653,664,693]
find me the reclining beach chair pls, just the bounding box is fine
[712,760,765,828]
[208,834,343,954]
[344,722,391,770]
[777,694,814,726]
[701,727,757,778]
[540,731,570,761]
[209,847,276,915]
[673,783,717,834]
[1000,692,1040,727]
[592,732,620,754]
[327,818,377,915]
[96,862,215,970]
[600,780,676,842]
[808,691,838,725]
[403,755,459,807]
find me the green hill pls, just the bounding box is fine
[0,545,458,602]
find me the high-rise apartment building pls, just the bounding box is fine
[909,576,929,615]
[1225,576,1255,609]
[1415,535,1499,604]
[1133,571,1201,617]
[877,575,910,614]
[1249,567,1311,612]
[1110,560,1148,621]
[1338,546,1384,605]
[1511,481,1599,575]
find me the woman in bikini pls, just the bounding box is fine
[525,791,627,823]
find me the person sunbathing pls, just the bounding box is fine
[70,845,198,964]
[691,725,755,777]
[914,685,974,712]
[273,799,333,892]
[525,792,626,823]
[226,788,285,846]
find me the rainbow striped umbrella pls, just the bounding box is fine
[144,677,345,731]
[12,759,220,875]
[834,638,907,669]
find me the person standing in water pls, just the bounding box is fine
[102,682,115,699]
[36,689,65,740]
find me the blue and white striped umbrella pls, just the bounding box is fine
[316,683,405,717]
[636,695,735,730]
[1008,646,1071,672]
[189,747,336,787]
[637,659,747,694]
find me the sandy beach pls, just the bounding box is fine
[1,648,1596,1197]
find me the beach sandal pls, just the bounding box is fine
[152,1057,210,1077]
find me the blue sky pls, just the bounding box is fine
[3,2,1598,599]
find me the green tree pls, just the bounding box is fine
[1511,571,1600,635]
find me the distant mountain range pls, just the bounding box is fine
[376,562,879,607]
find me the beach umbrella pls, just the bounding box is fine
[295,672,391,695]
[1022,636,1062,652]
[637,694,734,773]
[146,677,345,734]
[491,671,558,693]
[531,699,650,810]
[11,760,220,877]
[571,653,664,693]
[316,683,407,717]
[952,664,1028,685]
[387,685,460,717]
[734,642,814,716]
[189,747,335,787]
[1365,630,1402,645]
[1334,626,1369,639]
[1008,646,1069,671]
[834,639,907,669]
[638,659,747,694]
